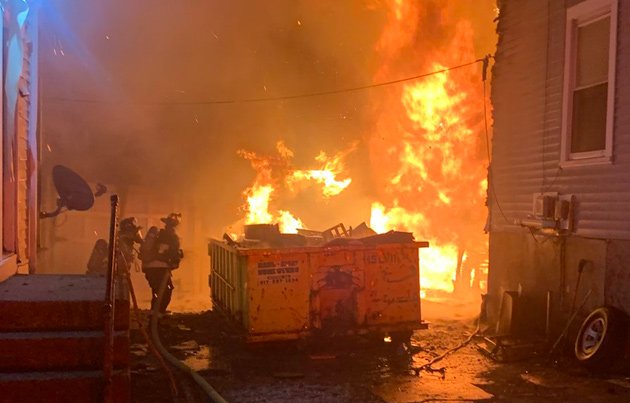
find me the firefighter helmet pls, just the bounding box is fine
[161,213,182,227]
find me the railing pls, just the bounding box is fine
[103,194,119,403]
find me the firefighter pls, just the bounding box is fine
[118,217,143,272]
[86,216,142,275]
[140,213,184,315]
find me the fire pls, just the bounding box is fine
[288,143,356,197]
[370,202,427,235]
[232,1,493,300]
[370,202,458,294]
[369,1,491,297]
[239,142,354,234]
[277,210,304,234]
[245,185,274,224]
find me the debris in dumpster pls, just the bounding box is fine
[349,221,377,238]
[230,222,414,249]
[230,222,417,249]
[223,233,239,247]
[279,233,307,247]
[243,223,282,247]
[321,223,350,241]
[360,230,415,245]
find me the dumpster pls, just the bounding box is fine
[209,232,429,343]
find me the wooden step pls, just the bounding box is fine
[0,274,129,332]
[0,330,129,372]
[0,370,130,403]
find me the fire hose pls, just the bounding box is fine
[125,271,179,397]
[150,271,228,403]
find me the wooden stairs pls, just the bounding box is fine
[0,274,130,403]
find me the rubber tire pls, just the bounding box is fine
[574,306,628,370]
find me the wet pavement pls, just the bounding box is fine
[130,305,630,402]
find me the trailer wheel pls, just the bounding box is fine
[574,306,628,370]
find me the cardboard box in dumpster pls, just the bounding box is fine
[209,233,428,343]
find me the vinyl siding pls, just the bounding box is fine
[490,0,630,240]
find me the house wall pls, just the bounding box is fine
[37,183,211,308]
[489,0,630,328]
[0,2,38,281]
[16,26,33,270]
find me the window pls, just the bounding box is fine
[561,0,617,165]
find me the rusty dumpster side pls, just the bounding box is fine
[209,240,429,343]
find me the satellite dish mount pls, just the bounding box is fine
[40,165,104,219]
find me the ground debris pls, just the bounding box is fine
[131,311,630,403]
[520,373,549,387]
[309,354,336,360]
[607,378,630,390]
[411,328,479,377]
[413,366,446,379]
[273,371,305,379]
[171,340,199,351]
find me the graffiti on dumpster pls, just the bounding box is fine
[257,260,300,285]
[364,251,403,265]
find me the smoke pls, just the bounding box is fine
[38,0,497,305]
[40,0,392,234]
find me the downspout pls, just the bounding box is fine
[559,235,567,309]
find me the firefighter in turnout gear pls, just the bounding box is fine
[140,213,183,314]
[86,217,143,275]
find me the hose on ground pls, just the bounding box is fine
[125,270,180,397]
[150,271,229,403]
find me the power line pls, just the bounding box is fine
[45,58,485,106]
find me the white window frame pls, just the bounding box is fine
[560,0,617,166]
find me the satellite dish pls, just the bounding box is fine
[40,165,99,219]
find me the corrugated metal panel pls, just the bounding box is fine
[490,0,630,240]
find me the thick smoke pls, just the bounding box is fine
[40,0,385,233]
[38,0,496,306]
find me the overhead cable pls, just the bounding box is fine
[46,58,486,106]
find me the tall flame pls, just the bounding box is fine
[233,1,493,299]
[369,1,491,296]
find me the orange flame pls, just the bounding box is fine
[245,185,274,224]
[369,1,491,297]
[238,142,355,234]
[288,142,356,197]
